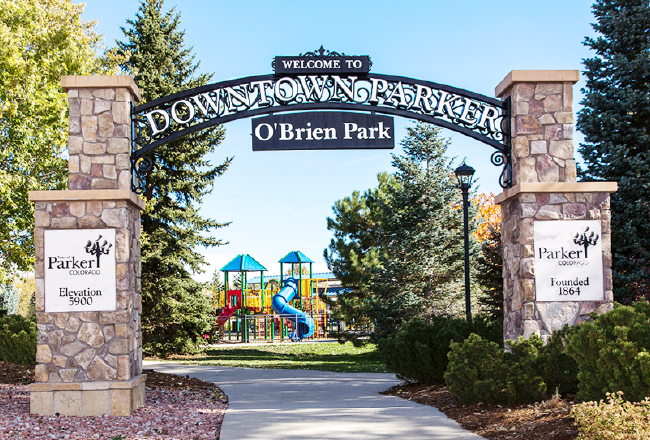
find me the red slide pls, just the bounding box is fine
[216,305,237,326]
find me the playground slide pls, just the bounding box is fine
[216,305,237,326]
[271,278,315,339]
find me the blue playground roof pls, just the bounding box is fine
[220,254,267,272]
[279,251,314,264]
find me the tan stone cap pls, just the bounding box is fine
[495,182,618,204]
[29,189,145,211]
[496,70,580,98]
[29,374,147,391]
[61,75,141,103]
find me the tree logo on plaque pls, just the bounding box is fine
[84,235,113,268]
[573,227,599,259]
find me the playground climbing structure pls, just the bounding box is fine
[212,252,333,342]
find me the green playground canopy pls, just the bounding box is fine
[220,254,267,272]
[278,251,314,264]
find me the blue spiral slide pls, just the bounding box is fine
[271,278,315,340]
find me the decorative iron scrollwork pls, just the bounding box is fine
[300,46,345,57]
[131,72,512,190]
[491,150,512,189]
[131,156,153,195]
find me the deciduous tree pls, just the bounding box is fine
[0,0,114,280]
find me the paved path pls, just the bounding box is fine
[144,361,484,440]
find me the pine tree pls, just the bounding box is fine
[368,124,477,339]
[323,172,394,323]
[117,0,232,355]
[476,224,503,319]
[577,1,650,301]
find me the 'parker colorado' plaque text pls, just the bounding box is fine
[534,220,604,302]
[44,229,117,313]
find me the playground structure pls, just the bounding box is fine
[212,251,333,342]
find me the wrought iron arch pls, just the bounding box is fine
[131,73,511,192]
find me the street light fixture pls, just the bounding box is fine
[454,162,475,321]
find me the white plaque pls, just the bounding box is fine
[534,220,604,302]
[44,229,117,312]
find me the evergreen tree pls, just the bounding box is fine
[577,1,650,301]
[117,0,232,355]
[0,284,19,315]
[323,172,394,323]
[475,224,503,319]
[368,124,477,339]
[326,124,478,340]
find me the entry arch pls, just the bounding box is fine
[131,72,512,191]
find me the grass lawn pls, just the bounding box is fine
[148,342,389,373]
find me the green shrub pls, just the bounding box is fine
[445,331,578,405]
[538,327,579,396]
[566,301,650,402]
[0,314,37,365]
[379,315,502,384]
[572,392,650,440]
[445,333,512,404]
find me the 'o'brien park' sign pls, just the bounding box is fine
[252,112,394,150]
[44,229,116,313]
[534,221,604,302]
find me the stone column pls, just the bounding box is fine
[494,71,617,342]
[28,76,146,416]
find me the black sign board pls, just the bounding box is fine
[252,112,394,151]
[274,56,371,75]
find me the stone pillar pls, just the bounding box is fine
[494,71,617,342]
[28,76,146,416]
[64,75,138,191]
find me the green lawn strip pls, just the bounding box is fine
[147,342,389,373]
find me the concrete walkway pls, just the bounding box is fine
[144,361,484,440]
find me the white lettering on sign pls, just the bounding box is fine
[534,221,604,302]
[44,229,117,312]
[137,75,505,145]
[253,121,392,143]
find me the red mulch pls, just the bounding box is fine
[0,361,227,439]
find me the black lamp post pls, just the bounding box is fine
[454,163,475,322]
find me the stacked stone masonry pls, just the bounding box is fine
[29,76,144,416]
[30,376,146,417]
[508,81,577,185]
[32,197,143,384]
[500,190,614,341]
[67,87,131,190]
[496,71,615,342]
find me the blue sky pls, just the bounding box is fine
[82,0,597,281]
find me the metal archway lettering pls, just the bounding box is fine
[131,73,511,192]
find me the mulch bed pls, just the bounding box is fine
[381,383,579,440]
[0,361,227,440]
[2,361,581,439]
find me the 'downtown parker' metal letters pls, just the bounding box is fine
[133,74,507,156]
